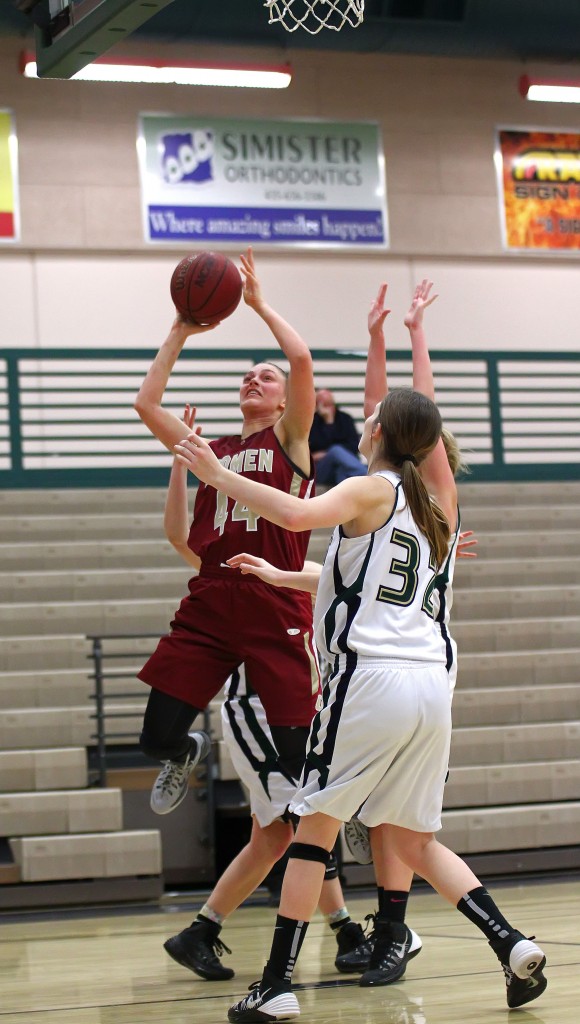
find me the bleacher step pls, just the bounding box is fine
[0,567,191,603]
[452,683,580,726]
[440,801,580,854]
[453,616,580,652]
[457,647,580,687]
[450,721,580,767]
[9,829,162,882]
[444,760,580,808]
[0,598,177,637]
[0,748,87,792]
[0,788,123,837]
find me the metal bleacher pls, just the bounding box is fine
[0,479,579,901]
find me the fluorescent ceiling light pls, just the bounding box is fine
[519,75,580,104]
[21,54,292,89]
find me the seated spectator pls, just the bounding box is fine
[309,388,367,486]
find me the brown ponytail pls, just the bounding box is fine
[376,388,450,567]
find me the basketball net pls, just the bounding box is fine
[264,0,365,34]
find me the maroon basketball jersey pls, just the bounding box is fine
[188,425,314,570]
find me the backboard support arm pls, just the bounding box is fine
[34,0,178,79]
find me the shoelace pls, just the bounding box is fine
[157,759,190,794]
[237,980,264,1009]
[366,919,408,970]
[502,963,514,984]
[211,936,232,959]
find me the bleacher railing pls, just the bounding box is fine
[87,632,215,858]
[1,347,580,486]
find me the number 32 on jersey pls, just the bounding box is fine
[377,528,437,617]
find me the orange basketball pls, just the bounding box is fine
[170,251,243,325]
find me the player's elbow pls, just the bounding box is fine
[165,527,184,548]
[287,348,314,377]
[134,394,150,422]
[282,504,310,532]
[134,393,161,432]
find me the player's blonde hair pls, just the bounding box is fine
[376,388,450,568]
[441,427,470,477]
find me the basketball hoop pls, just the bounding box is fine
[264,0,365,34]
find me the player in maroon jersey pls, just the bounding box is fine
[134,247,319,816]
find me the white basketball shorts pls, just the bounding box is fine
[291,658,451,833]
[221,696,297,828]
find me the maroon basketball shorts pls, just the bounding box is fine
[138,572,320,727]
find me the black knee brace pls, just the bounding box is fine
[324,850,339,881]
[288,842,331,867]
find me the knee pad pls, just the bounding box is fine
[324,850,338,880]
[288,842,331,867]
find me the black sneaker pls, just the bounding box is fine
[489,930,547,1008]
[334,917,374,974]
[227,968,300,1022]
[359,920,422,987]
[163,918,234,981]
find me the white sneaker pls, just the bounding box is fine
[228,980,300,1022]
[344,816,372,864]
[150,731,211,815]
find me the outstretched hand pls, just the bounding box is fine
[174,432,222,485]
[457,530,478,559]
[182,403,201,434]
[404,280,438,331]
[227,552,284,585]
[368,283,391,336]
[172,313,219,336]
[240,246,265,312]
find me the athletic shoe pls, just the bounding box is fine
[164,918,234,981]
[334,917,374,974]
[343,817,372,865]
[489,931,547,1008]
[150,731,211,814]
[228,968,300,1022]
[359,920,422,987]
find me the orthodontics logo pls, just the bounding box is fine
[160,129,214,185]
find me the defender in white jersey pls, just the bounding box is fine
[300,470,450,833]
[176,364,547,1020]
[340,282,469,987]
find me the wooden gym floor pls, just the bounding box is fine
[0,878,577,1024]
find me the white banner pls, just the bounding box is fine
[138,114,388,249]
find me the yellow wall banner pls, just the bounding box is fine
[0,110,19,243]
[496,127,580,252]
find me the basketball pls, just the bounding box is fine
[170,251,243,325]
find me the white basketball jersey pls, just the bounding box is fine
[314,470,447,664]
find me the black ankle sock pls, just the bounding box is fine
[266,914,309,984]
[330,915,351,933]
[457,886,513,942]
[378,890,409,924]
[376,886,385,913]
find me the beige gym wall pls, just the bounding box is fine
[0,34,578,351]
